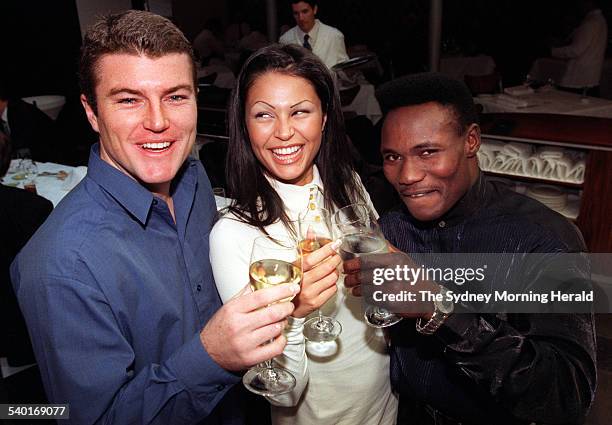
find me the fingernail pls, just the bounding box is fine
[290,283,301,293]
[331,239,342,252]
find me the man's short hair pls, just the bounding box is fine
[291,0,318,7]
[79,10,196,114]
[376,72,479,135]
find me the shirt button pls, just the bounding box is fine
[196,285,202,291]
[216,384,225,391]
[438,221,446,228]
[152,199,158,205]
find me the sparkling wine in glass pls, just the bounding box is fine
[298,207,342,343]
[334,204,403,328]
[243,235,302,396]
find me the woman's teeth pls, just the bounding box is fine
[272,146,301,155]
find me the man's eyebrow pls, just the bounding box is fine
[163,84,194,95]
[411,141,442,151]
[107,84,194,97]
[108,87,142,97]
[380,147,397,155]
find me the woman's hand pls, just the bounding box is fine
[292,240,342,318]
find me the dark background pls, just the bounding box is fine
[1,0,611,99]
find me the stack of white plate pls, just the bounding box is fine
[526,184,568,211]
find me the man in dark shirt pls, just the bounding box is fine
[344,73,596,424]
[0,132,52,410]
[0,81,58,162]
[11,11,301,424]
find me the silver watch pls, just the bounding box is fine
[416,286,454,335]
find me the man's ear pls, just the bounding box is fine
[80,94,100,133]
[313,5,318,15]
[464,124,481,158]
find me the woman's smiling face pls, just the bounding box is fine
[245,71,326,186]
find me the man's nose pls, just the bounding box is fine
[398,158,426,185]
[144,101,169,132]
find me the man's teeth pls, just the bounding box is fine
[409,191,432,198]
[272,146,301,155]
[142,142,171,149]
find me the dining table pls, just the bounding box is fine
[475,87,612,119]
[1,159,87,207]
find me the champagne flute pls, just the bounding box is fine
[243,235,302,396]
[298,207,342,342]
[334,204,403,328]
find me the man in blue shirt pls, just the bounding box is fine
[10,11,302,424]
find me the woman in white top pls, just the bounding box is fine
[210,44,398,425]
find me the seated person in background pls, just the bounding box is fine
[0,132,52,402]
[12,11,299,424]
[551,0,607,96]
[0,79,58,162]
[210,44,398,424]
[279,0,349,69]
[193,18,226,65]
[345,73,597,425]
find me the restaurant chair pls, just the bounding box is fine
[339,85,361,107]
[464,71,501,95]
[197,72,218,86]
[199,140,227,189]
[197,86,231,139]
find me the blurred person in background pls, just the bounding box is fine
[0,78,58,162]
[279,0,349,69]
[551,0,608,96]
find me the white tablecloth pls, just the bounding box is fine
[21,95,66,120]
[440,55,496,81]
[341,83,382,125]
[2,160,87,207]
[475,88,612,118]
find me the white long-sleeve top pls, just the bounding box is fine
[551,9,608,88]
[279,20,349,69]
[210,166,398,425]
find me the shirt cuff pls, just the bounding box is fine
[435,313,502,351]
[166,332,240,395]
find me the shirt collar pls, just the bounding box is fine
[265,165,324,219]
[86,144,197,226]
[1,105,7,123]
[297,19,321,45]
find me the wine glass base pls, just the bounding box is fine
[303,316,342,342]
[243,366,296,396]
[364,308,403,328]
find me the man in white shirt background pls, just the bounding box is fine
[279,0,349,69]
[551,0,608,96]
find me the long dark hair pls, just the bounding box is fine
[226,43,365,232]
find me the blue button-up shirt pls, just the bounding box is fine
[11,145,240,424]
